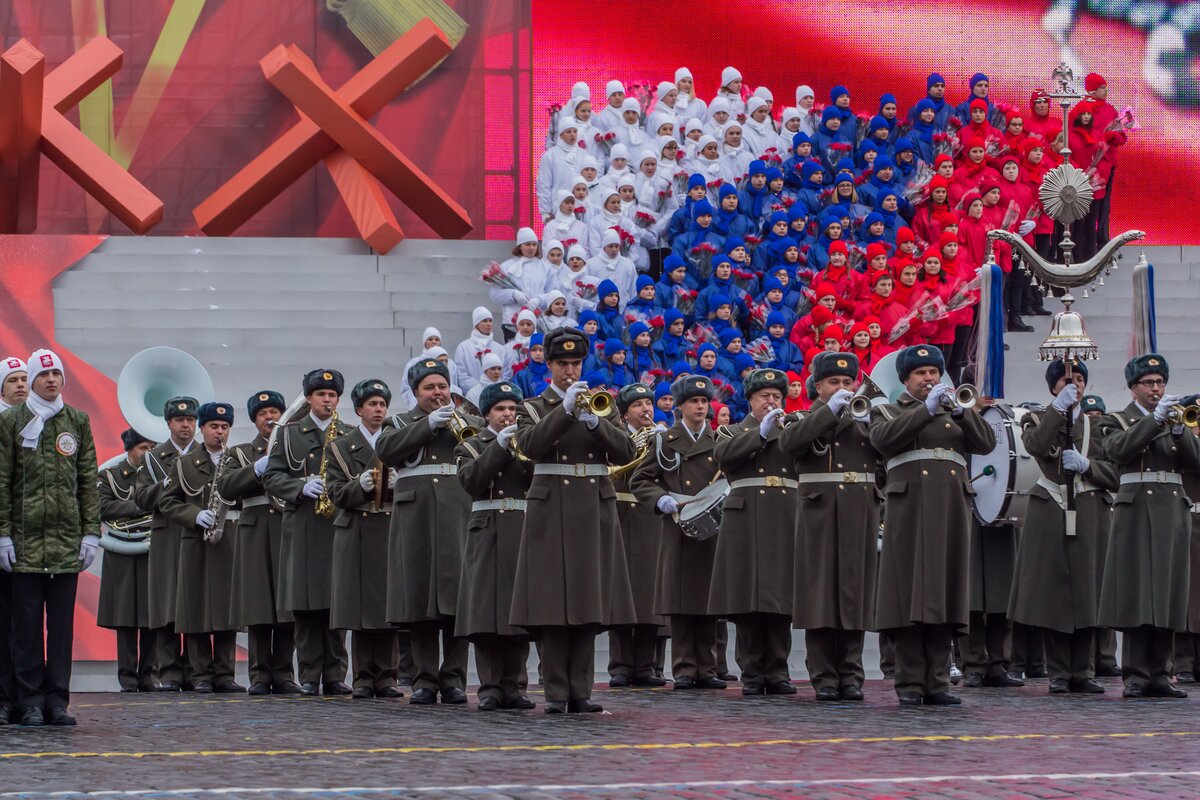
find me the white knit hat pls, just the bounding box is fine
[516,308,536,325]
[656,81,675,99]
[720,66,742,87]
[753,86,773,102]
[606,79,625,97]
[674,67,693,82]
[795,84,815,103]
[571,81,590,99]
[481,352,504,371]
[620,97,639,113]
[516,227,538,246]
[472,306,493,327]
[781,107,801,125]
[567,245,588,261]
[0,356,27,385]
[609,143,630,161]
[422,327,441,344]
[747,96,768,114]
[28,349,65,386]
[601,228,621,247]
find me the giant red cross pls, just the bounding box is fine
[0,38,164,234]
[193,18,472,252]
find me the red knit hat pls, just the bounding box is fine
[967,136,986,152]
[980,180,1001,196]
[787,370,804,385]
[811,306,835,325]
[896,227,916,244]
[938,230,959,248]
[866,242,889,261]
[934,154,954,169]
[1084,72,1106,92]
[934,210,958,228]
[921,247,942,264]
[849,322,870,340]
[862,314,882,327]
[814,282,838,300]
[828,241,849,256]
[1022,139,1044,156]
[969,98,989,113]
[823,327,845,344]
[869,268,892,287]
[929,175,951,193]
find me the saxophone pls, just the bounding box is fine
[314,409,339,518]
[203,445,232,544]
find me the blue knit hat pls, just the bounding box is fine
[863,212,884,229]
[765,166,783,182]
[697,343,718,358]
[874,154,896,172]
[766,310,787,329]
[835,170,856,186]
[836,157,856,174]
[718,327,742,347]
[820,106,840,124]
[693,199,715,219]
[663,308,684,326]
[664,254,687,273]
[578,309,600,327]
[763,276,784,293]
[914,98,936,115]
[636,274,655,291]
[711,255,732,271]
[604,338,626,356]
[584,370,608,387]
[597,279,619,300]
[869,115,890,136]
[768,210,788,228]
[724,236,746,255]
[747,159,767,177]
[970,72,989,88]
[671,359,693,375]
[718,183,738,201]
[710,292,733,308]
[734,352,756,373]
[927,72,945,89]
[830,85,850,103]
[654,381,673,400]
[878,93,897,109]
[801,161,823,184]
[687,173,706,191]
[628,321,650,340]
[893,137,915,154]
[791,131,811,149]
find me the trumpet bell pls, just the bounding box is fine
[579,389,614,417]
[849,395,874,421]
[117,347,213,443]
[955,384,979,410]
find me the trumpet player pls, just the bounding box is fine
[510,327,637,713]
[710,368,798,697]
[608,384,669,689]
[1099,354,1200,698]
[454,381,536,711]
[96,428,157,693]
[263,370,352,697]
[376,359,476,706]
[325,380,402,699]
[158,403,241,693]
[218,391,299,696]
[868,346,995,706]
[780,352,882,702]
[630,375,727,691]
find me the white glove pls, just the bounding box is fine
[79,535,99,570]
[656,495,679,515]
[358,470,376,492]
[427,404,456,430]
[1051,383,1079,413]
[1018,220,1036,236]
[496,424,518,449]
[1061,449,1089,473]
[826,388,853,417]
[925,383,950,415]
[513,291,530,305]
[301,477,325,499]
[759,407,785,437]
[0,536,15,572]
[253,455,269,478]
[578,410,600,429]
[1153,394,1180,424]
[563,381,589,416]
[387,469,396,489]
[195,509,216,529]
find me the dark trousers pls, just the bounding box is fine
[247,623,296,687]
[1174,633,1200,675]
[541,625,597,702]
[956,611,1012,677]
[351,629,400,690]
[153,624,189,685]
[11,573,78,712]
[714,620,730,674]
[879,630,895,677]
[1122,626,1175,688]
[397,630,415,684]
[805,628,865,690]
[1095,628,1119,673]
[1097,168,1115,245]
[732,613,792,687]
[948,324,973,384]
[1070,202,1102,262]
[185,631,236,685]
[608,624,660,679]
[409,619,468,692]
[474,636,530,704]
[1043,627,1095,682]
[1005,268,1030,318]
[293,609,348,684]
[1011,622,1045,675]
[669,615,718,681]
[115,627,157,690]
[891,623,954,697]
[654,637,667,676]
[0,570,14,709]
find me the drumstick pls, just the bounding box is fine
[969,465,996,484]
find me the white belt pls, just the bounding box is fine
[886,448,967,471]
[616,492,638,503]
[1119,471,1182,486]
[241,496,269,509]
[224,511,241,523]
[394,464,458,479]
[796,472,875,485]
[1035,476,1103,507]
[729,477,798,491]
[533,463,610,478]
[471,498,527,512]
[1191,503,1200,515]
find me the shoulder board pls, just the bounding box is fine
[1108,413,1130,431]
[460,439,481,460]
[716,424,736,440]
[1023,412,1040,428]
[876,405,895,421]
[522,399,542,423]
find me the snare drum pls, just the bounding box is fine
[969,405,1039,526]
[675,478,729,541]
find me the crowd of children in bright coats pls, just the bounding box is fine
[453,67,1135,424]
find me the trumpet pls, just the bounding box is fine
[577,388,614,417]
[448,409,480,442]
[940,383,979,411]
[849,395,873,422]
[1167,404,1200,428]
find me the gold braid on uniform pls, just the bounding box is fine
[174,459,208,498]
[716,424,736,440]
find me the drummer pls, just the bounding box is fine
[1008,361,1118,694]
[868,346,995,706]
[779,352,882,702]
[630,375,727,690]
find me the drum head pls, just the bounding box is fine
[970,405,1027,524]
[680,478,729,521]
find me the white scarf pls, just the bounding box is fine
[21,392,65,449]
[359,423,381,448]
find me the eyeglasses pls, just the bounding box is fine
[1135,379,1166,388]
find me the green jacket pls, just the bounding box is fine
[0,403,100,573]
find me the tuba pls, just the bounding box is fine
[117,348,213,443]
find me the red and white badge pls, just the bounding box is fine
[55,432,77,456]
[39,354,54,368]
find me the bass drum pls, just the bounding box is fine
[970,405,1039,526]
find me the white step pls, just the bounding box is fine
[71,253,380,274]
[53,289,393,312]
[56,271,385,292]
[64,309,397,329]
[96,236,372,257]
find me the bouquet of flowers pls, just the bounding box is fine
[673,169,689,196]
[990,101,1019,131]
[743,300,769,331]
[855,112,872,145]
[847,244,868,273]
[479,262,521,292]
[689,242,719,280]
[825,141,853,170]
[902,160,935,207]
[674,286,699,316]
[710,378,735,402]
[617,226,637,257]
[985,139,1011,163]
[574,278,598,302]
[932,132,959,160]
[745,336,777,364]
[560,237,579,252]
[545,102,564,150]
[594,130,617,154]
[733,268,759,294]
[627,81,657,125]
[533,307,556,333]
[744,234,763,255]
[1110,106,1141,133]
[646,314,666,340]
[948,116,964,131]
[888,306,920,343]
[686,323,719,347]
[634,210,657,229]
[946,273,982,312]
[761,146,782,166]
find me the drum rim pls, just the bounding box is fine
[971,404,1031,525]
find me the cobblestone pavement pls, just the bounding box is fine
[3,678,1200,798]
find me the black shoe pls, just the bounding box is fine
[441,687,468,705]
[1095,666,1122,678]
[741,682,765,696]
[46,707,76,727]
[1122,683,1145,698]
[506,695,536,710]
[396,676,413,687]
[1146,682,1188,698]
[983,672,1025,688]
[766,680,797,695]
[544,701,566,714]
[1025,666,1048,678]
[718,671,739,682]
[568,698,603,713]
[120,687,138,693]
[352,687,374,699]
[1030,307,1052,316]
[898,691,923,706]
[1174,671,1197,684]
[376,685,405,699]
[695,676,728,690]
[839,685,864,702]
[882,671,896,680]
[1048,678,1071,694]
[815,686,840,701]
[214,681,245,694]
[608,674,631,688]
[138,684,157,693]
[323,681,353,696]
[192,681,214,694]
[158,680,182,692]
[924,692,962,706]
[1007,318,1034,333]
[248,682,272,696]
[673,676,696,690]
[19,706,44,726]
[273,681,303,695]
[409,688,437,705]
[1070,678,1105,694]
[631,674,668,687]
[963,672,984,688]
[478,696,502,711]
[181,681,196,692]
[0,703,11,725]
[300,682,320,697]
